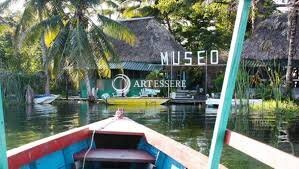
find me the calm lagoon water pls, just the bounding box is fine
[4,101,299,169]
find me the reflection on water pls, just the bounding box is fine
[25,104,58,119]
[4,101,299,169]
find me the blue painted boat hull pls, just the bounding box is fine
[19,138,184,169]
[7,117,227,169]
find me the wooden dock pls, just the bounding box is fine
[57,96,105,103]
[169,99,206,105]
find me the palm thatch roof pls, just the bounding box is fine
[111,17,186,64]
[242,13,299,62]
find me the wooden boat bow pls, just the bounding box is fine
[7,117,227,169]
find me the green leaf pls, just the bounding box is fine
[90,23,118,62]
[98,14,136,46]
[22,15,63,47]
[47,23,70,75]
[66,24,96,69]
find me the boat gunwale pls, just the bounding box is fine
[7,118,227,169]
[90,118,227,169]
[7,118,114,169]
[225,130,299,169]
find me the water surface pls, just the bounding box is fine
[4,101,299,169]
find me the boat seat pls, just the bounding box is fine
[74,148,155,163]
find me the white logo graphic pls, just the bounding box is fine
[112,74,131,95]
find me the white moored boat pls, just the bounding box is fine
[206,98,263,107]
[33,94,60,104]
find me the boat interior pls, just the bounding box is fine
[76,133,153,169]
[20,132,185,169]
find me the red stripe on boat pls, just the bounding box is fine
[7,128,90,169]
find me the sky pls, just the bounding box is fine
[0,0,25,13]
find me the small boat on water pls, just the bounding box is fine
[106,97,169,105]
[6,111,227,169]
[33,94,60,104]
[206,98,262,107]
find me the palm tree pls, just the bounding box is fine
[46,0,136,100]
[286,0,299,98]
[1,0,62,95]
[1,0,136,100]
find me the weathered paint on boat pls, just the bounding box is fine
[106,97,169,105]
[7,117,227,169]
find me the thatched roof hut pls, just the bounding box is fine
[111,17,186,64]
[242,13,299,64]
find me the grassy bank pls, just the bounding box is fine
[250,100,299,115]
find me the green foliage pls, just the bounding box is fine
[0,19,41,73]
[0,28,15,69]
[117,0,237,51]
[0,14,43,102]
[99,15,136,46]
[252,60,285,102]
[236,63,251,99]
[156,0,181,14]
[116,0,275,52]
[146,70,164,80]
[250,100,299,116]
[122,6,157,18]
[0,73,44,102]
[1,0,137,96]
[105,0,158,19]
[0,0,277,97]
[212,72,224,92]
[254,83,273,100]
[185,67,204,89]
[45,1,137,76]
[173,1,235,50]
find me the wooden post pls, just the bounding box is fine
[0,86,8,169]
[208,0,251,168]
[205,52,208,96]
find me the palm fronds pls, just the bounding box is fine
[65,67,84,89]
[7,0,141,98]
[47,24,70,76]
[98,15,136,45]
[67,24,96,69]
[97,58,111,78]
[90,23,118,61]
[22,15,63,47]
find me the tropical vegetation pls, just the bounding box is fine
[0,0,298,103]
[250,100,299,115]
[1,0,137,101]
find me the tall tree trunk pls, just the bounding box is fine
[84,69,94,101]
[165,14,173,33]
[65,74,69,100]
[40,35,50,95]
[286,0,298,98]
